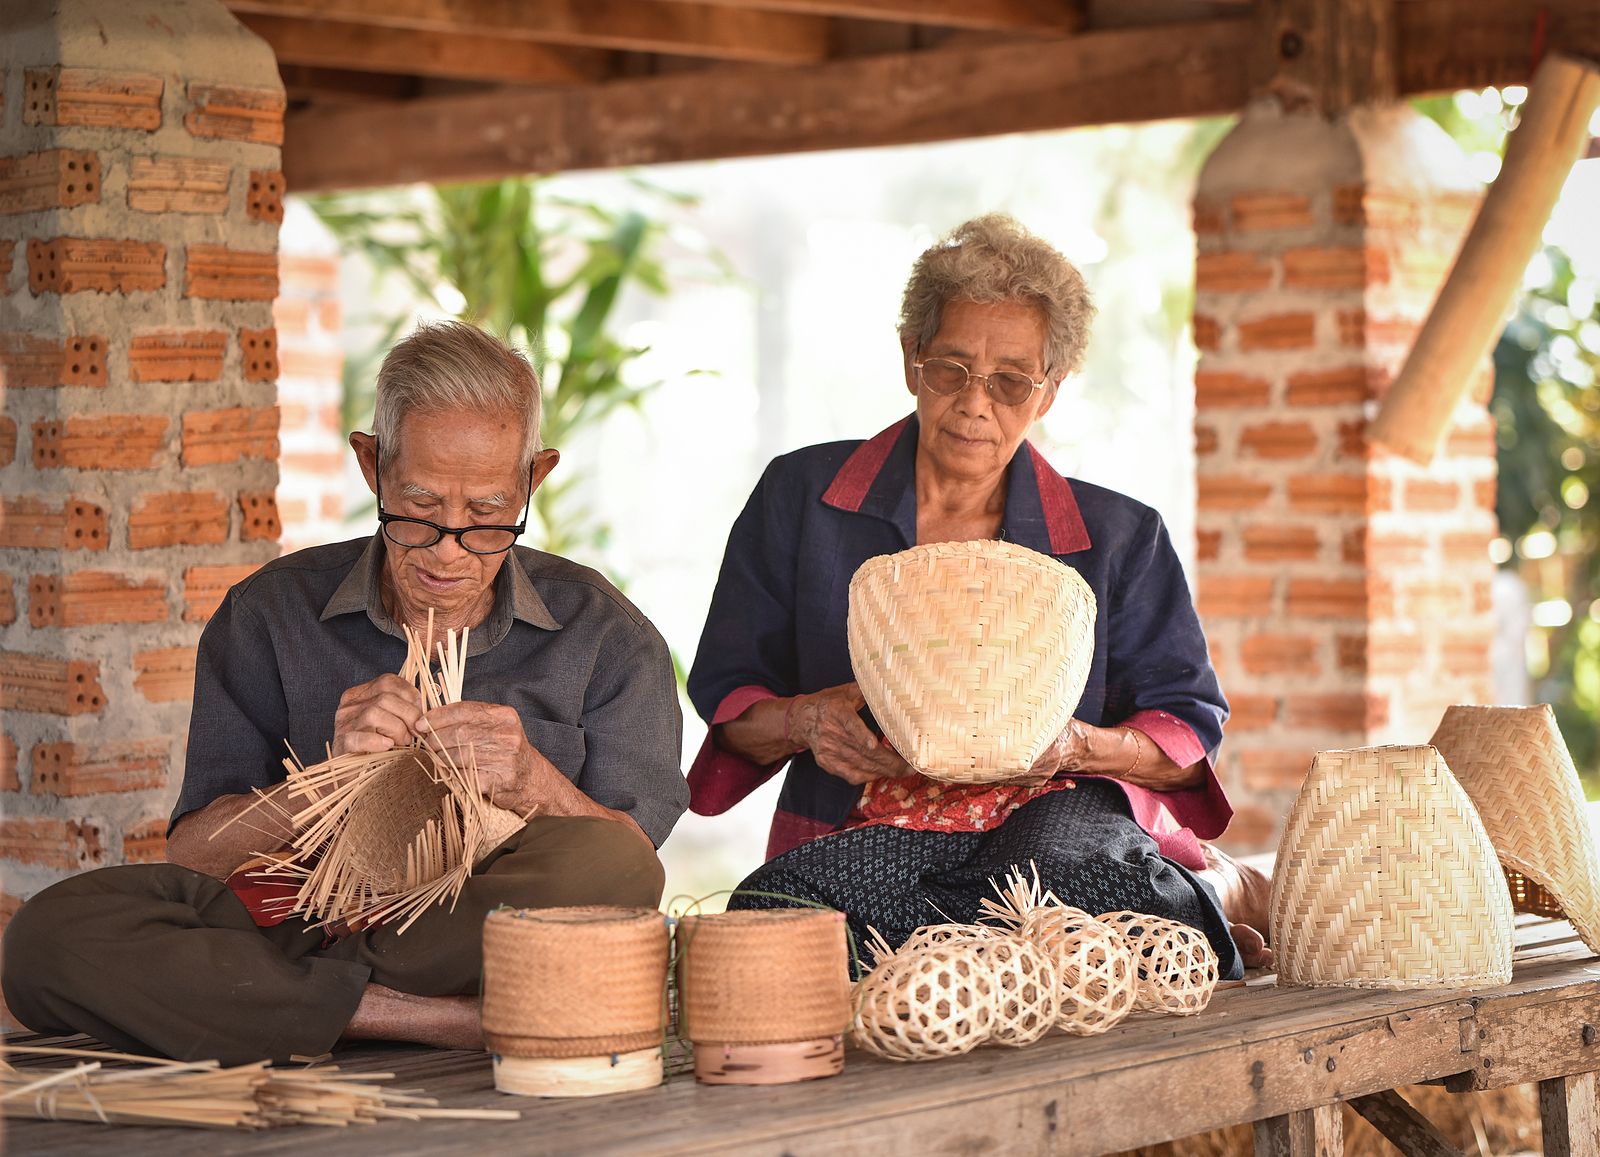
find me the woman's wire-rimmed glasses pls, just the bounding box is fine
[913,356,1048,407]
[374,439,535,556]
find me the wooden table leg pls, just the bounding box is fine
[1540,1070,1600,1157]
[1253,1105,1344,1157]
[1348,1090,1463,1157]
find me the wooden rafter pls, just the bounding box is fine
[283,19,1255,190]
[225,0,830,65]
[238,14,612,86]
[662,0,1084,34]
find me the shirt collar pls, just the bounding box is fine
[820,414,1092,555]
[320,534,562,653]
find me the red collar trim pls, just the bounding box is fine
[821,417,909,513]
[821,418,1090,554]
[1028,443,1092,554]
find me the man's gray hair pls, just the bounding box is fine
[372,320,543,474]
[898,214,1097,377]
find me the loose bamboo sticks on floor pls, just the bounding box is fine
[0,1046,520,1129]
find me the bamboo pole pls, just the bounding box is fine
[1368,53,1600,463]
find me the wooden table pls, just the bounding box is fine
[9,915,1600,1156]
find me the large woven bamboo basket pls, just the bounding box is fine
[1270,745,1515,990]
[847,540,1096,784]
[1429,704,1600,955]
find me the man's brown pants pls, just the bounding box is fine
[1,816,664,1065]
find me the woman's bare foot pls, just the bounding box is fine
[1200,843,1274,969]
[341,983,483,1051]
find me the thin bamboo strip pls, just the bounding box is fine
[0,1049,521,1129]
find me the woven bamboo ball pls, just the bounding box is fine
[896,923,998,955]
[852,943,996,1062]
[1099,911,1218,1016]
[1024,908,1137,1035]
[967,935,1058,1047]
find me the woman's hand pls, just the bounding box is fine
[1026,719,1205,791]
[786,683,915,787]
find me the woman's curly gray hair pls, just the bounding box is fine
[898,214,1096,377]
[373,320,542,474]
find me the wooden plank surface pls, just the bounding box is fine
[281,17,1254,190]
[7,919,1596,1156]
[226,0,832,63]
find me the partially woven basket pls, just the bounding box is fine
[676,909,850,1085]
[1429,704,1600,955]
[338,752,524,892]
[1270,745,1515,990]
[848,540,1096,784]
[482,906,669,1096]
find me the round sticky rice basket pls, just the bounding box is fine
[848,540,1096,784]
[676,909,851,1085]
[482,906,670,1096]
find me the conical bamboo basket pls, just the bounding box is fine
[847,540,1096,784]
[1429,703,1600,954]
[1270,745,1514,990]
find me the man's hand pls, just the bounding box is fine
[423,700,560,818]
[332,673,427,756]
[787,683,915,787]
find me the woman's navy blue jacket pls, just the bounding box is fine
[686,416,1232,866]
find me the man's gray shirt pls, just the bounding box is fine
[172,535,688,846]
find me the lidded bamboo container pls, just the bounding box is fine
[1429,703,1600,954]
[847,540,1096,784]
[482,906,669,1097]
[1270,745,1515,990]
[676,909,851,1084]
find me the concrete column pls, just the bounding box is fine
[1193,101,1497,850]
[0,1,284,915]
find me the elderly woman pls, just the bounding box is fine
[687,215,1266,977]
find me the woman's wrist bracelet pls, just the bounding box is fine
[1124,728,1144,780]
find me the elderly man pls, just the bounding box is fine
[3,321,688,1064]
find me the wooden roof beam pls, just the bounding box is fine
[283,18,1255,190]
[662,0,1084,34]
[225,0,831,65]
[238,14,612,86]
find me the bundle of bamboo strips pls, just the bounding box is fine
[228,610,527,933]
[0,1045,519,1129]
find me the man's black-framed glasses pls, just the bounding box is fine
[913,356,1048,407]
[375,440,534,556]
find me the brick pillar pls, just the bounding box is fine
[275,201,347,553]
[0,1,283,913]
[1193,102,1497,851]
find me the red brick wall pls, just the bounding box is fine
[0,1,284,910]
[1193,106,1496,852]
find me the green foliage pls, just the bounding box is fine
[1491,247,1600,787]
[309,178,706,561]
[1418,88,1600,791]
